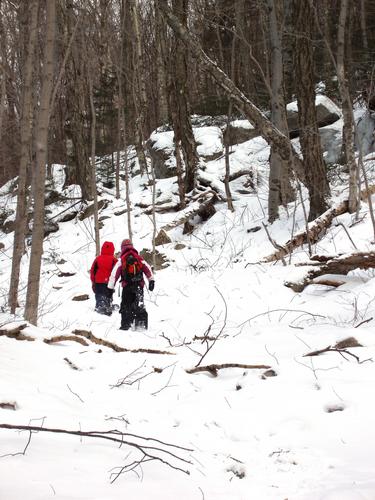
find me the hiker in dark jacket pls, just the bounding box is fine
[108,239,154,330]
[90,241,117,315]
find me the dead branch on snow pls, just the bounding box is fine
[0,423,192,480]
[72,329,173,355]
[186,363,271,377]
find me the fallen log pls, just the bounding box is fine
[261,200,349,263]
[158,191,217,233]
[186,363,271,377]
[285,251,375,292]
[261,183,375,264]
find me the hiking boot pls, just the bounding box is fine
[120,324,131,330]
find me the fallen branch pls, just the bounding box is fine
[0,423,192,480]
[0,324,34,341]
[72,329,173,355]
[44,335,89,346]
[186,363,271,377]
[303,347,371,364]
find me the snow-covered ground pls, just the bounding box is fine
[1,124,375,500]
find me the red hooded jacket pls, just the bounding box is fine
[90,241,117,284]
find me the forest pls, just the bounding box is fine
[0,0,374,323]
[1,2,375,498]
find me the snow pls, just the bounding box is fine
[1,121,375,500]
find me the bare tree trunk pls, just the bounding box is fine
[223,30,236,213]
[154,0,169,126]
[64,2,91,200]
[129,0,148,175]
[267,0,294,222]
[294,0,330,221]
[360,0,368,51]
[150,158,157,270]
[337,0,358,213]
[224,104,234,212]
[8,0,39,314]
[88,68,100,256]
[170,0,199,194]
[24,0,56,325]
[123,119,133,241]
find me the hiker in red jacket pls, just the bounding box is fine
[108,239,154,330]
[90,241,117,315]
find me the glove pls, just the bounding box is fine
[107,288,114,297]
[92,283,96,293]
[148,280,155,292]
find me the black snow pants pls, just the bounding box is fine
[120,285,148,329]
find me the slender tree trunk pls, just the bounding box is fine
[8,0,39,314]
[64,2,91,200]
[129,0,148,175]
[24,0,56,325]
[267,0,294,222]
[294,0,330,221]
[154,0,169,126]
[337,0,358,213]
[123,112,133,241]
[223,29,236,213]
[88,69,100,256]
[360,0,368,51]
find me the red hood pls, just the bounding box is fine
[101,241,115,256]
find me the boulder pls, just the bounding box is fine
[147,133,176,179]
[78,199,109,220]
[225,120,260,146]
[286,95,341,137]
[140,248,169,270]
[43,221,59,237]
[155,229,172,246]
[58,211,78,223]
[72,294,89,301]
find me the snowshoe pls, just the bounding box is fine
[134,306,148,330]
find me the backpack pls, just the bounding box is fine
[121,252,143,286]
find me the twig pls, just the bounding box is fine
[64,358,80,370]
[355,317,373,328]
[66,384,84,403]
[238,309,325,327]
[0,430,32,458]
[195,287,227,368]
[262,223,286,266]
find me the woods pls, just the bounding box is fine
[0,0,374,324]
